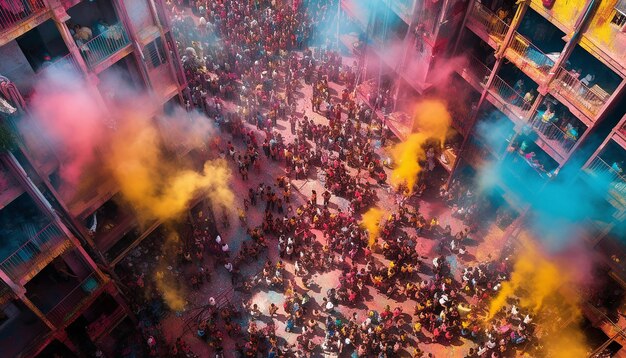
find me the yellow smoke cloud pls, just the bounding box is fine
[154,231,187,311]
[105,109,234,224]
[361,207,386,247]
[487,236,588,358]
[390,99,450,191]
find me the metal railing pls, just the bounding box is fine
[468,1,509,40]
[508,32,554,76]
[551,67,607,116]
[490,75,532,112]
[463,55,492,86]
[87,305,127,341]
[515,150,549,179]
[0,223,71,281]
[587,157,626,198]
[79,23,130,68]
[46,272,101,326]
[38,53,81,77]
[0,0,46,31]
[529,110,578,154]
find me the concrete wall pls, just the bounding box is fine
[123,0,155,31]
[66,0,119,28]
[0,41,35,93]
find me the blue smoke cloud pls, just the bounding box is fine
[474,110,622,250]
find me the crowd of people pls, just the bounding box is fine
[108,1,553,357]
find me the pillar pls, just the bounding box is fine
[112,0,154,92]
[2,152,109,283]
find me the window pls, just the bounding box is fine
[144,37,167,68]
[613,0,626,27]
[611,11,626,27]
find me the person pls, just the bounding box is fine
[73,24,93,42]
[250,303,261,318]
[563,123,578,150]
[523,91,534,108]
[269,303,279,317]
[41,54,52,69]
[290,115,297,134]
[322,190,331,206]
[581,73,595,87]
[611,161,623,175]
[537,104,555,135]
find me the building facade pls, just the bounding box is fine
[0,0,186,356]
[344,0,626,354]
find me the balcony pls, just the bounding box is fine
[4,115,59,176]
[466,2,509,49]
[0,300,50,358]
[0,163,23,210]
[0,0,46,32]
[550,67,609,118]
[37,53,82,78]
[44,272,104,326]
[487,75,532,124]
[528,110,580,160]
[79,23,130,69]
[86,304,127,342]
[90,198,137,253]
[0,223,72,284]
[586,157,626,208]
[505,32,555,84]
[459,55,491,92]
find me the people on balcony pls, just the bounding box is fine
[522,90,535,108]
[93,19,110,37]
[563,123,579,150]
[581,73,595,88]
[535,103,555,136]
[72,24,93,43]
[508,79,525,106]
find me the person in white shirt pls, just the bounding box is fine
[523,314,532,324]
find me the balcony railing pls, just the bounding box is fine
[515,151,549,179]
[462,55,492,86]
[467,2,509,41]
[529,110,579,155]
[38,53,81,77]
[551,67,608,116]
[508,33,555,76]
[80,23,130,68]
[46,272,102,326]
[0,0,46,31]
[0,223,72,282]
[587,157,626,199]
[490,75,532,114]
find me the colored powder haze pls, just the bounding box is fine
[26,69,233,310]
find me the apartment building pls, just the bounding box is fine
[0,0,186,356]
[344,0,626,354]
